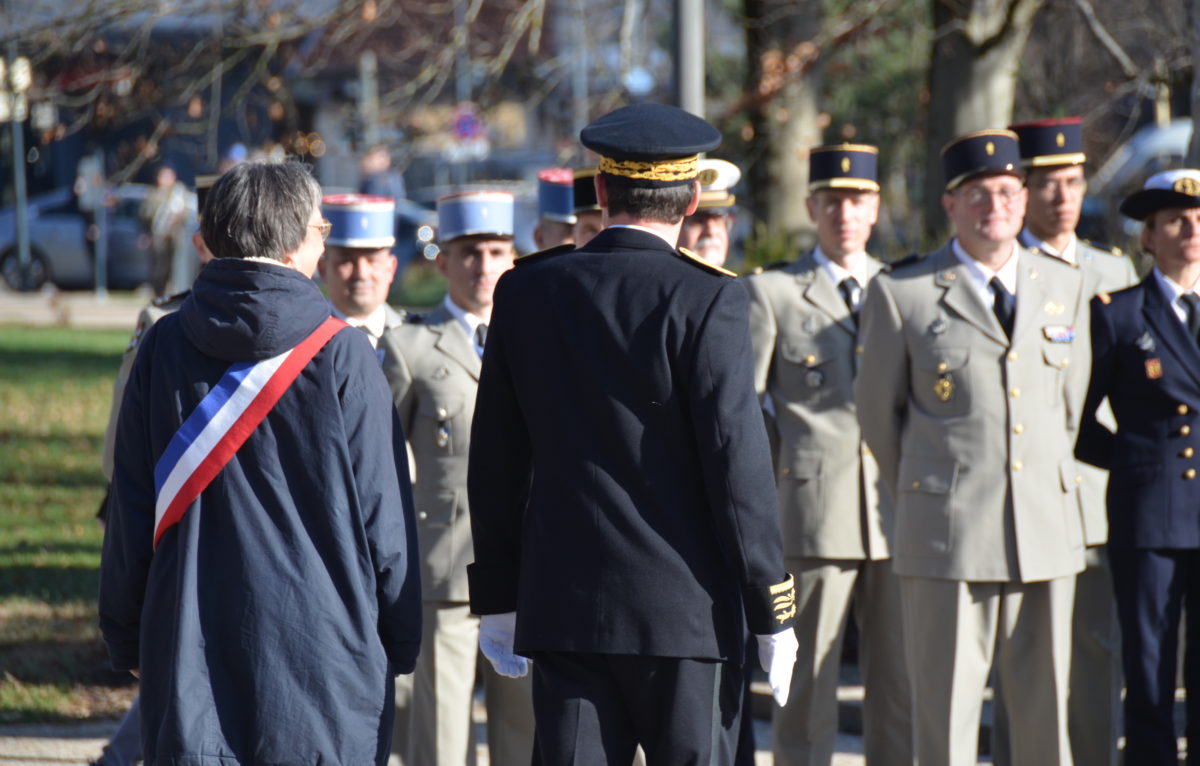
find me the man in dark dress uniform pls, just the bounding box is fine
[466,103,798,765]
[1077,169,1200,765]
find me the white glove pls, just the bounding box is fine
[478,611,529,678]
[756,627,799,707]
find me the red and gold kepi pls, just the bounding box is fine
[1009,116,1086,168]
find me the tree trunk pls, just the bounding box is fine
[1189,0,1200,165]
[923,0,1045,240]
[744,0,823,239]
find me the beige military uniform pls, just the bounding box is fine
[101,292,190,481]
[991,232,1138,766]
[855,243,1089,766]
[745,251,910,766]
[382,301,534,766]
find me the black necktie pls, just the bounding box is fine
[1182,293,1200,343]
[838,277,862,320]
[475,323,488,355]
[990,277,1015,339]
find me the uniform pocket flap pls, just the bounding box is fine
[788,450,822,479]
[417,395,465,419]
[1042,345,1073,369]
[898,457,959,494]
[1058,459,1082,492]
[780,341,836,367]
[913,346,969,373]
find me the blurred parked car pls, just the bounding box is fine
[0,183,155,291]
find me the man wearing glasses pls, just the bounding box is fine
[855,129,1090,766]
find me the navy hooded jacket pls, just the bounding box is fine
[99,258,421,765]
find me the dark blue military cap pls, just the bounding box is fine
[573,168,601,214]
[808,144,879,193]
[941,129,1023,191]
[1009,117,1085,168]
[581,103,721,188]
[1120,169,1200,221]
[537,168,576,223]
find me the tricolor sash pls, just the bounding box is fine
[152,316,346,549]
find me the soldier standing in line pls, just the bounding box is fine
[988,117,1139,766]
[571,167,605,245]
[1077,169,1200,766]
[382,190,536,766]
[855,129,1089,766]
[679,158,741,269]
[532,168,577,250]
[745,144,911,766]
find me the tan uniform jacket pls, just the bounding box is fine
[745,251,892,560]
[1047,240,1138,546]
[381,303,479,603]
[855,244,1090,582]
[101,292,189,480]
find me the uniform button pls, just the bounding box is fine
[911,480,921,490]
[805,354,817,365]
[1182,425,1193,436]
[863,445,872,457]
[1013,424,1024,434]
[1184,447,1195,458]
[437,407,449,419]
[1186,468,1197,480]
[782,467,791,476]
[1075,475,1084,484]
[418,511,428,520]
[1180,404,1190,415]
[1010,387,1022,398]
[856,345,865,355]
[1062,358,1070,366]
[1007,351,1018,362]
[1013,461,1023,472]
[936,361,949,373]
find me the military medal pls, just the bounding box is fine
[1043,325,1075,343]
[436,425,450,448]
[806,369,824,388]
[1146,358,1163,379]
[934,375,954,402]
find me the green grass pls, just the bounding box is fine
[0,326,134,721]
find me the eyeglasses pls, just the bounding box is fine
[960,187,1024,208]
[309,220,332,241]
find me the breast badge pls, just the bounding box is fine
[1145,358,1163,380]
[929,317,948,336]
[802,316,818,334]
[934,375,954,402]
[436,425,451,448]
[1137,332,1156,353]
[805,369,824,388]
[1043,301,1065,316]
[1042,325,1076,343]
[433,365,451,380]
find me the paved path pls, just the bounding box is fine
[0,288,145,330]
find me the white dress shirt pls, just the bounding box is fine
[952,238,1020,306]
[443,295,487,356]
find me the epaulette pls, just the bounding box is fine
[1096,292,1112,305]
[515,243,574,266]
[677,246,736,277]
[1080,238,1123,257]
[749,259,790,275]
[401,312,428,325]
[883,253,925,272]
[152,289,190,308]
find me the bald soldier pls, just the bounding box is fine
[855,129,1090,766]
[746,144,911,766]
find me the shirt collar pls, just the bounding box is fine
[1019,227,1078,265]
[331,304,387,347]
[606,223,678,248]
[443,294,484,334]
[951,238,1019,296]
[811,246,869,287]
[1152,267,1200,308]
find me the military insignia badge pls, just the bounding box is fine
[806,369,824,388]
[1043,325,1076,343]
[1175,177,1200,196]
[126,323,146,351]
[985,141,995,156]
[1043,301,1065,316]
[940,270,957,282]
[1145,358,1163,379]
[802,316,818,334]
[1028,269,1039,280]
[1137,332,1156,352]
[433,365,451,380]
[934,375,954,402]
[841,157,851,173]
[436,425,451,448]
[929,317,948,335]
[1055,131,1066,148]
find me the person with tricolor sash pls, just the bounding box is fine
[99,160,421,766]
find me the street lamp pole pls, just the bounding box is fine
[5,41,31,281]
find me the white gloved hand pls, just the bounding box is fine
[478,611,529,678]
[756,627,799,707]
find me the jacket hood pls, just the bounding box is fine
[179,258,331,362]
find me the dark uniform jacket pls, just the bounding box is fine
[99,258,421,766]
[466,227,789,662]
[1077,275,1200,550]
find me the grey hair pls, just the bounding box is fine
[201,160,322,261]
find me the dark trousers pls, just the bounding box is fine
[1110,546,1200,765]
[529,651,743,766]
